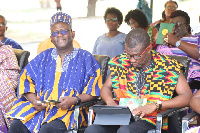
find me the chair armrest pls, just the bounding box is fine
[88,100,105,126]
[157,107,189,119]
[75,99,100,108]
[153,107,189,133]
[73,99,100,132]
[182,111,199,133]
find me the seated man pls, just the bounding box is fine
[156,10,200,83]
[85,28,192,133]
[0,42,20,133]
[0,15,23,50]
[7,12,102,133]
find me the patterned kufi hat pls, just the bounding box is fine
[50,12,72,28]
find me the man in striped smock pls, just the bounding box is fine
[7,12,102,133]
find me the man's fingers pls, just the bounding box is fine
[140,112,145,118]
[132,109,141,116]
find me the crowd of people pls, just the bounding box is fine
[0,0,200,133]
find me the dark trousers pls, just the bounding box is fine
[8,119,67,133]
[84,120,155,133]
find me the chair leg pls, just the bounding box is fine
[197,117,200,126]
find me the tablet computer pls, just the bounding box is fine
[93,105,131,125]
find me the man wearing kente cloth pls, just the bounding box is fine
[85,28,192,133]
[7,12,102,133]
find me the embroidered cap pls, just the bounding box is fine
[50,12,72,28]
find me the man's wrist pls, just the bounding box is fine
[75,96,81,105]
[154,101,162,110]
[106,99,116,105]
[175,40,182,47]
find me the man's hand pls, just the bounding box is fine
[55,96,77,110]
[106,100,117,106]
[131,103,157,118]
[163,33,180,46]
[32,96,47,111]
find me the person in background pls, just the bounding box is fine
[7,12,102,133]
[156,10,200,83]
[37,31,81,55]
[0,15,23,50]
[92,7,126,77]
[0,42,20,133]
[55,0,62,11]
[151,1,178,31]
[124,9,158,49]
[85,28,192,133]
[137,0,152,25]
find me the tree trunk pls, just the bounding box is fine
[87,0,97,17]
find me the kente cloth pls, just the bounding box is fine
[156,35,200,82]
[37,38,81,55]
[92,32,126,78]
[0,45,20,133]
[50,12,72,27]
[6,48,102,133]
[1,37,23,50]
[108,50,183,130]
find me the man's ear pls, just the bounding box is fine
[5,26,8,31]
[72,31,75,39]
[148,44,153,53]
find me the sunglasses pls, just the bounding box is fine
[166,6,177,10]
[51,30,70,37]
[106,18,117,22]
[126,44,151,60]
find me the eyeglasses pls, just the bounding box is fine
[171,22,186,27]
[0,23,6,27]
[166,6,177,10]
[126,44,151,60]
[106,18,117,22]
[51,30,70,37]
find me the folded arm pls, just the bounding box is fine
[167,33,199,60]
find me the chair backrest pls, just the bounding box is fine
[93,54,110,83]
[12,48,30,72]
[167,55,191,79]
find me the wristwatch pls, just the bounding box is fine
[175,40,182,47]
[75,96,81,105]
[155,101,162,110]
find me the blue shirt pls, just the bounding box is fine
[1,37,23,50]
[92,32,126,78]
[92,32,126,59]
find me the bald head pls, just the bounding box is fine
[125,28,150,49]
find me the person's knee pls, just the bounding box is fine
[9,119,30,133]
[39,119,67,133]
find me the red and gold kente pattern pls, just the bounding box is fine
[109,50,183,130]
